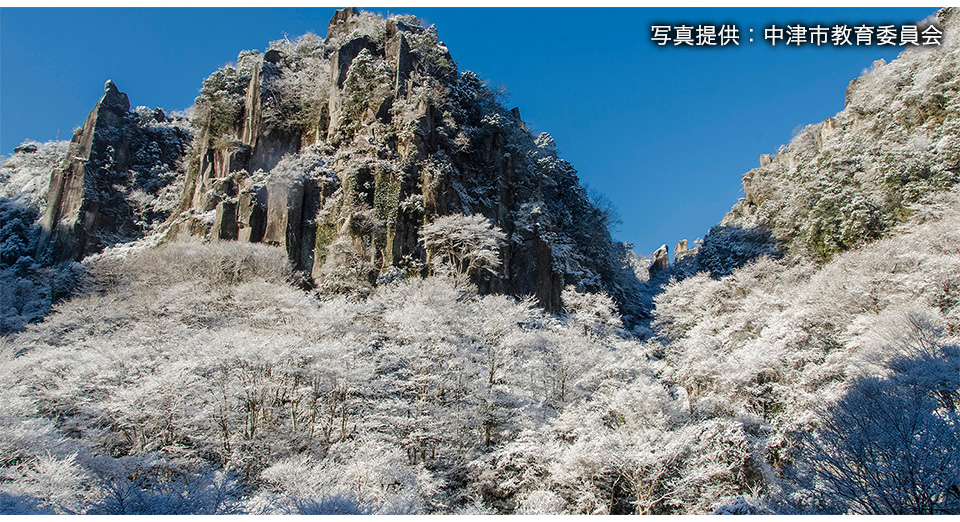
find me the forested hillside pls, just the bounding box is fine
[722,8,960,264]
[1,7,959,515]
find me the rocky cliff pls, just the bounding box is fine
[30,8,636,313]
[37,81,190,263]
[160,7,629,310]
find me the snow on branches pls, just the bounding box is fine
[420,213,505,279]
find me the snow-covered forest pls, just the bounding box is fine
[1,7,960,515]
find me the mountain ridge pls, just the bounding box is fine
[27,7,637,316]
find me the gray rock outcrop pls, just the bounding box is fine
[37,80,190,263]
[649,244,669,277]
[38,80,133,263]
[675,239,687,260]
[162,9,621,311]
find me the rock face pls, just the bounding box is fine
[38,81,133,263]
[38,81,190,263]
[674,239,688,261]
[671,238,700,270]
[648,244,669,277]
[165,8,629,310]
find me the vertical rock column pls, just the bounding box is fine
[38,80,132,263]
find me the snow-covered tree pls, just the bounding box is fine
[420,213,505,280]
[800,338,960,514]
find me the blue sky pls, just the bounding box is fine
[0,7,939,256]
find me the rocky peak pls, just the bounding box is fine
[325,7,362,43]
[18,9,635,315]
[37,80,190,263]
[674,239,688,261]
[101,79,130,112]
[162,8,631,312]
[648,244,669,277]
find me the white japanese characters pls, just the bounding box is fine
[651,23,943,47]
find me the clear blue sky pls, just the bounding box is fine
[0,7,939,256]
